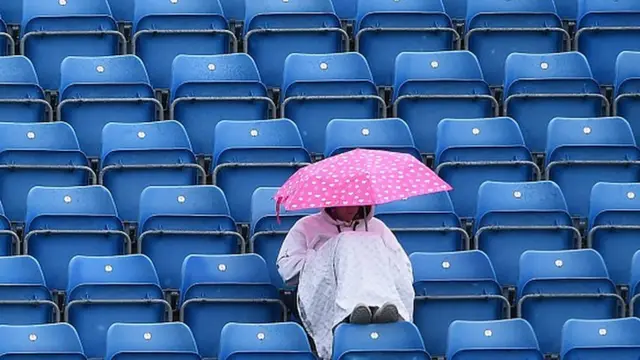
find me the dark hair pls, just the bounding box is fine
[326,206,372,221]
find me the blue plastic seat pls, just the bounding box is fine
[180,254,286,359]
[332,322,430,359]
[138,185,243,290]
[244,0,345,88]
[59,55,158,158]
[466,0,566,87]
[435,117,539,219]
[517,249,622,355]
[0,12,13,55]
[107,0,133,23]
[376,193,466,255]
[556,0,578,21]
[212,119,310,223]
[576,0,640,86]
[170,54,274,157]
[24,186,127,292]
[132,0,234,90]
[0,200,16,256]
[219,322,315,360]
[0,323,86,359]
[0,56,49,123]
[219,0,244,23]
[0,122,93,223]
[20,0,122,90]
[355,0,456,86]
[324,118,421,159]
[106,322,200,360]
[561,318,640,360]
[331,0,357,20]
[442,0,466,21]
[281,53,382,155]
[627,250,640,315]
[100,121,204,222]
[393,51,496,156]
[504,52,605,153]
[614,51,640,145]
[250,187,315,289]
[447,319,544,360]
[0,1,22,25]
[0,256,58,325]
[411,251,508,357]
[475,181,577,287]
[66,255,169,359]
[589,182,640,285]
[545,117,640,218]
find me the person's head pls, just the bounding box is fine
[326,206,371,223]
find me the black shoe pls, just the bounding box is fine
[349,304,372,324]
[372,303,400,323]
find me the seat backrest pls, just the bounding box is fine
[244,0,340,33]
[0,255,48,295]
[251,187,315,234]
[0,1,21,25]
[133,0,227,33]
[518,249,615,298]
[410,250,501,295]
[21,0,115,32]
[577,0,640,28]
[393,51,489,100]
[615,51,640,97]
[282,52,377,98]
[466,0,561,30]
[66,254,163,301]
[475,181,571,230]
[356,0,450,31]
[561,318,640,359]
[589,182,640,229]
[106,322,199,360]
[0,56,44,104]
[447,319,543,360]
[333,322,430,359]
[180,254,277,304]
[60,55,153,98]
[324,118,421,159]
[171,53,266,101]
[376,192,459,228]
[0,323,86,359]
[213,119,310,168]
[218,322,315,360]
[504,52,599,96]
[627,250,640,299]
[436,117,531,164]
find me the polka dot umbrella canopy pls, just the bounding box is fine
[275,149,452,213]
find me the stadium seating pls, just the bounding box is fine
[138,185,243,290]
[0,256,58,325]
[627,250,640,315]
[332,0,357,20]
[324,118,421,159]
[170,54,274,157]
[332,322,430,359]
[59,55,159,158]
[106,322,200,360]
[614,51,640,145]
[447,319,544,360]
[132,0,234,90]
[561,318,640,360]
[107,0,132,24]
[244,0,345,88]
[393,51,497,156]
[219,322,316,359]
[0,56,50,123]
[576,0,640,86]
[281,52,382,155]
[545,117,640,218]
[219,0,244,24]
[518,249,622,355]
[355,0,456,87]
[503,52,605,153]
[375,192,467,255]
[465,0,566,87]
[0,122,94,223]
[21,0,123,90]
[212,119,310,223]
[0,1,21,26]
[24,186,127,292]
[251,187,315,289]
[556,0,578,21]
[411,251,508,357]
[66,254,170,359]
[0,200,16,256]
[435,117,539,218]
[0,323,85,359]
[475,181,577,287]
[100,121,204,222]
[180,254,286,359]
[589,182,640,285]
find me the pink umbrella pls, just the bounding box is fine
[275,149,452,213]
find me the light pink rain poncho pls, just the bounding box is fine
[277,207,415,359]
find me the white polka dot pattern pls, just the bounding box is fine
[275,149,452,212]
